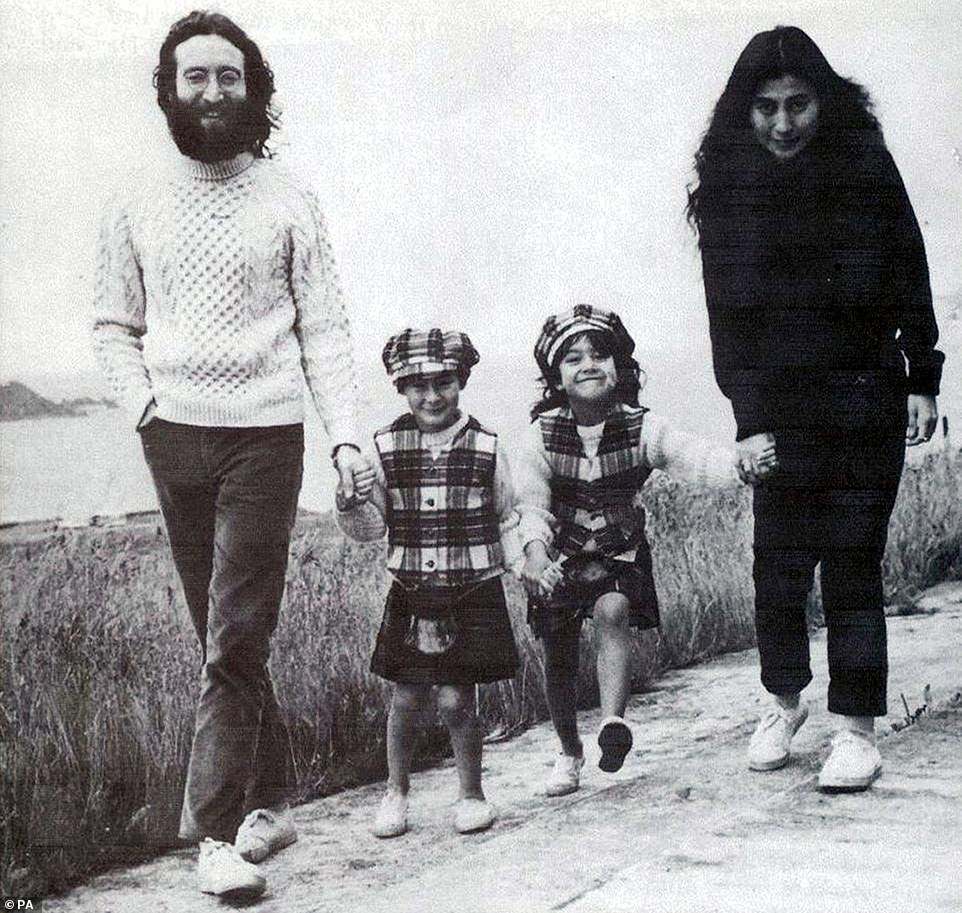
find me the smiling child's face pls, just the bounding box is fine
[557,335,618,409]
[402,370,462,432]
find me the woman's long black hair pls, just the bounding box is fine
[530,330,644,420]
[686,25,883,242]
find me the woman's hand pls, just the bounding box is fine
[522,541,553,597]
[736,432,778,484]
[906,394,938,446]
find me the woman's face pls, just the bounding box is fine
[750,75,819,161]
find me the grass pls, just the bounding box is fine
[1,447,960,897]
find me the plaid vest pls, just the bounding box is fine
[538,404,653,559]
[374,413,503,587]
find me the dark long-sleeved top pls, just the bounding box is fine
[698,143,944,440]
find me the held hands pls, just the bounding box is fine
[736,432,779,485]
[905,394,938,446]
[521,541,563,599]
[334,446,375,510]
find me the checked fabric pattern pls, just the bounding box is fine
[540,403,653,558]
[374,413,503,587]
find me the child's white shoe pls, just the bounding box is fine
[545,753,585,797]
[748,700,809,771]
[197,838,266,899]
[818,729,882,792]
[454,798,496,834]
[597,717,633,773]
[372,790,409,838]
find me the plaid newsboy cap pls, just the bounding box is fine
[382,328,481,386]
[534,304,635,376]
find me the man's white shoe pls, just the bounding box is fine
[372,790,409,838]
[454,798,496,834]
[235,807,298,863]
[818,729,882,792]
[198,838,266,899]
[748,701,809,771]
[545,753,586,797]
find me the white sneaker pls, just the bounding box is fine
[545,753,586,797]
[818,729,882,792]
[235,807,298,863]
[372,790,409,838]
[748,701,809,771]
[197,838,266,899]
[454,798,496,834]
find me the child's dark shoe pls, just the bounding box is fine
[597,717,633,773]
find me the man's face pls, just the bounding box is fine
[168,34,249,163]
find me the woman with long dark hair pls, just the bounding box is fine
[688,26,944,791]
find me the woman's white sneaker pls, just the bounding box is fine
[545,753,585,797]
[748,701,809,770]
[818,729,882,792]
[197,838,266,899]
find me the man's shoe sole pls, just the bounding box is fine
[237,830,298,863]
[597,721,633,773]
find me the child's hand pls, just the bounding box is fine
[538,560,564,598]
[522,541,553,597]
[351,460,376,504]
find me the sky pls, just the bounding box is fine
[1,0,960,439]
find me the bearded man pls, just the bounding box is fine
[92,11,372,899]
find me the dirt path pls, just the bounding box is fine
[49,584,962,913]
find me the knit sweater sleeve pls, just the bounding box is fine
[640,413,739,486]
[91,193,154,427]
[515,420,557,550]
[290,189,360,447]
[334,443,388,541]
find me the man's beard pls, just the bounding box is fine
[165,96,258,163]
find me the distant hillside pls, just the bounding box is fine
[0,381,114,421]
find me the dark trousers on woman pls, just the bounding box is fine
[752,383,906,718]
[140,419,303,843]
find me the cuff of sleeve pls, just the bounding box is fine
[906,360,943,396]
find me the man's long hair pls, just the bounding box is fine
[686,25,883,241]
[153,10,281,159]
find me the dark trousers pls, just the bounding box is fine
[752,424,905,717]
[140,419,303,843]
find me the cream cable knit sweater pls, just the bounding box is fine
[92,151,358,443]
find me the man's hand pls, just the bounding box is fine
[334,446,375,507]
[906,394,938,446]
[736,432,778,485]
[522,540,554,597]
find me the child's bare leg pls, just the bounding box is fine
[594,593,632,718]
[543,630,583,757]
[437,685,484,800]
[387,683,432,795]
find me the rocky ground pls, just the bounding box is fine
[48,582,962,913]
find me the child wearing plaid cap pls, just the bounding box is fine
[517,305,775,796]
[335,328,521,838]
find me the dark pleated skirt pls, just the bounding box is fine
[371,576,519,685]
